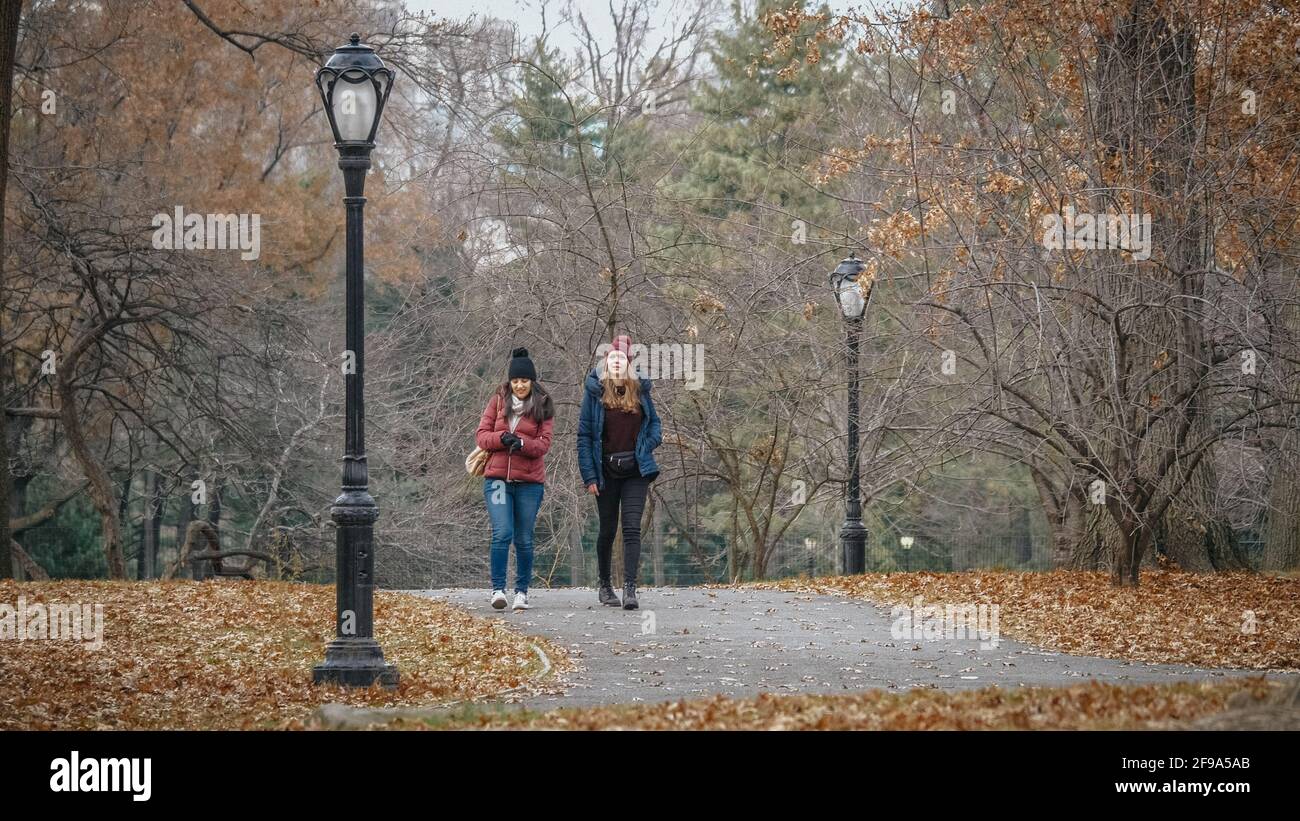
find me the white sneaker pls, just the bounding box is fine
[491,590,508,610]
[512,592,530,610]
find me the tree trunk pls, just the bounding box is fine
[9,469,26,558]
[1153,9,1244,572]
[196,474,222,580]
[0,0,24,580]
[1110,509,1148,587]
[1030,467,1074,568]
[140,469,160,579]
[270,520,291,580]
[1158,463,1247,571]
[1262,300,1300,570]
[166,520,219,580]
[11,538,47,579]
[566,513,584,586]
[639,490,655,585]
[1040,472,1114,571]
[652,501,664,585]
[1263,460,1300,571]
[119,471,142,580]
[55,370,125,577]
[175,468,195,577]
[1092,3,1248,583]
[727,505,738,581]
[207,475,222,532]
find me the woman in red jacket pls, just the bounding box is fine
[475,348,554,610]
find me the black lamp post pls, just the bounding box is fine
[830,253,870,575]
[312,34,398,689]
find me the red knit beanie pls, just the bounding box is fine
[611,334,632,356]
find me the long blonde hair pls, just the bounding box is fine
[601,375,640,413]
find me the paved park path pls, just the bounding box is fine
[415,586,1286,709]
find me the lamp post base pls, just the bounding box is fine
[840,519,868,575]
[312,637,399,688]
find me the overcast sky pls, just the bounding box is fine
[402,0,687,56]
[400,1,874,58]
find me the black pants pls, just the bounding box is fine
[595,470,650,586]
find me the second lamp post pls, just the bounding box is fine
[830,253,870,574]
[312,34,398,688]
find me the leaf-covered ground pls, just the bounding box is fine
[754,570,1300,670]
[423,678,1286,730]
[0,580,570,730]
[5,573,1295,731]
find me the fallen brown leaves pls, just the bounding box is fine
[757,570,1300,670]
[447,678,1285,731]
[0,580,569,730]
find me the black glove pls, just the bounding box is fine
[500,432,523,451]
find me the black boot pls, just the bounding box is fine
[598,582,621,607]
[622,583,639,610]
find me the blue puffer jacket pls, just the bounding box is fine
[577,368,662,489]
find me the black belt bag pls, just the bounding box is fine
[603,450,639,479]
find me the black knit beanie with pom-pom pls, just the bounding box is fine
[507,347,537,381]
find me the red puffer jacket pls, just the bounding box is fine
[475,392,554,483]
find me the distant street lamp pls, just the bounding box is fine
[830,253,871,574]
[312,34,398,689]
[900,535,914,573]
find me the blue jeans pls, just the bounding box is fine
[484,478,544,593]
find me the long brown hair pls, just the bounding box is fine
[601,375,640,413]
[496,380,554,422]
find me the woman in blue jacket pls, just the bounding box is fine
[577,334,662,609]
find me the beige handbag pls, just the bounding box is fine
[465,446,489,477]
